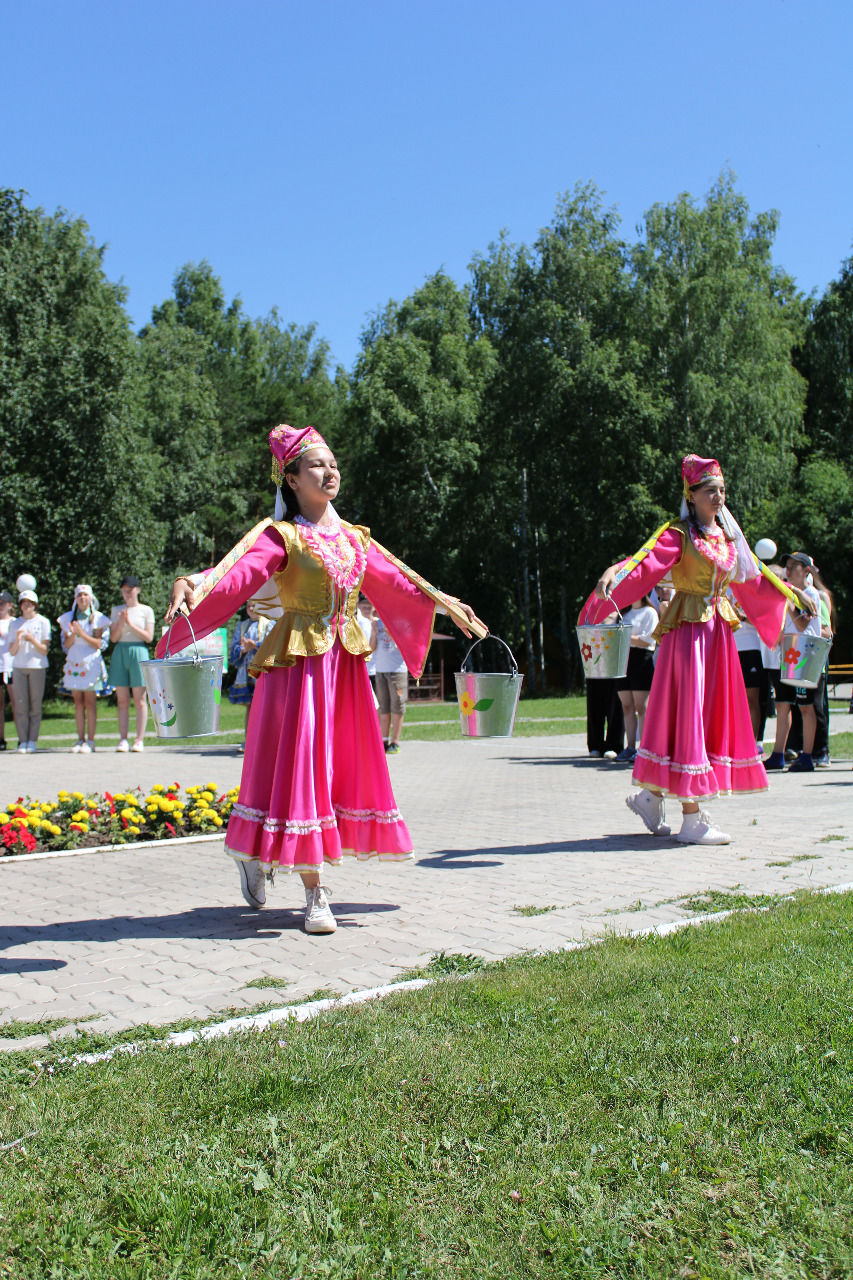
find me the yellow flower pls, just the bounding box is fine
[71,791,84,800]
[128,826,141,836]
[72,810,89,822]
[199,791,214,804]
[50,824,62,836]
[120,808,136,822]
[15,819,29,829]
[459,692,476,716]
[205,782,217,792]
[151,784,165,794]
[159,799,175,813]
[58,790,69,799]
[213,815,223,827]
[0,813,9,824]
[113,792,126,802]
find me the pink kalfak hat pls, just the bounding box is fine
[682,454,723,499]
[269,424,327,486]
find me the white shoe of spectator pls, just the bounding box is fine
[675,810,731,845]
[131,740,144,752]
[72,740,84,753]
[117,739,130,753]
[26,742,37,753]
[79,741,93,754]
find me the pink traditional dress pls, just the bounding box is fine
[581,513,797,802]
[157,513,469,873]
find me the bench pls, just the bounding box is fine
[827,664,853,695]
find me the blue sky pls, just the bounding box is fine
[4,0,852,370]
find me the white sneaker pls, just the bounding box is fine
[71,739,84,753]
[237,859,267,909]
[304,885,337,934]
[131,740,144,752]
[17,743,27,754]
[626,789,671,837]
[117,739,130,753]
[26,742,36,753]
[79,741,93,754]
[676,810,731,845]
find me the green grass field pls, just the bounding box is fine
[2,891,852,1278]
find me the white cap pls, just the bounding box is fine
[18,589,38,604]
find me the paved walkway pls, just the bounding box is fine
[2,732,852,1049]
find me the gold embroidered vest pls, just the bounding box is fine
[655,520,740,638]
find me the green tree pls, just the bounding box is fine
[0,189,158,635]
[343,271,496,594]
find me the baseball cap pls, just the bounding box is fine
[0,590,12,604]
[120,575,141,588]
[781,552,820,574]
[18,589,38,604]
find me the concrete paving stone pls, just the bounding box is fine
[2,733,853,1036]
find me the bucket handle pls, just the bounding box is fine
[460,634,519,676]
[162,611,202,663]
[578,592,625,627]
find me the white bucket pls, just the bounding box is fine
[576,598,631,680]
[139,615,223,738]
[779,633,831,689]
[455,636,524,738]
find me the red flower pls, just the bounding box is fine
[165,822,176,837]
[783,645,801,666]
[581,643,593,661]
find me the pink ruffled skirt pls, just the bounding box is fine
[633,615,767,800]
[225,641,413,872]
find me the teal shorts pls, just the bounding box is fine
[109,642,150,688]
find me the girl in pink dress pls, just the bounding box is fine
[581,455,815,845]
[162,425,485,934]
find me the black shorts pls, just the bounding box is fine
[737,649,763,689]
[773,672,817,706]
[615,647,655,693]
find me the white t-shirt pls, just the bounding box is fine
[355,611,376,676]
[8,614,51,669]
[733,619,761,653]
[0,616,13,679]
[110,602,155,644]
[373,619,406,675]
[622,605,658,653]
[783,584,821,639]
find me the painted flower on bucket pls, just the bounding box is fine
[459,692,476,716]
[783,645,801,666]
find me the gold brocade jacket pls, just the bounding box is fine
[653,520,740,640]
[249,520,370,673]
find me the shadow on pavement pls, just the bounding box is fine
[417,834,658,869]
[0,956,67,974]
[0,901,400,950]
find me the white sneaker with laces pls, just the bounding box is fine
[17,743,27,754]
[304,885,337,934]
[117,739,130,753]
[26,742,37,753]
[676,810,731,845]
[79,741,93,754]
[237,858,267,909]
[71,740,84,753]
[626,789,670,837]
[131,740,144,753]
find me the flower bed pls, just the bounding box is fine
[0,782,239,856]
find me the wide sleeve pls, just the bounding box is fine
[155,524,287,659]
[729,574,793,648]
[579,527,684,626]
[361,540,486,678]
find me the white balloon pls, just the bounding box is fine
[15,573,36,593]
[754,539,777,562]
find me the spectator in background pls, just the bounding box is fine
[764,552,823,773]
[614,594,658,763]
[811,569,835,768]
[109,575,155,753]
[0,590,15,751]
[8,589,50,753]
[227,601,273,753]
[371,611,408,754]
[58,585,110,753]
[729,592,765,757]
[355,595,377,692]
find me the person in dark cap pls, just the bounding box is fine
[0,591,15,750]
[108,576,154,751]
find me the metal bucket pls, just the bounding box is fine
[139,615,223,738]
[454,636,523,738]
[576,599,632,680]
[779,633,831,689]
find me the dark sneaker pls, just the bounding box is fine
[788,753,815,773]
[386,742,400,755]
[763,752,785,771]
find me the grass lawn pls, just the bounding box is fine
[2,891,852,1278]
